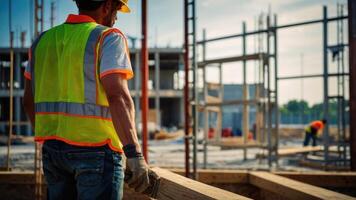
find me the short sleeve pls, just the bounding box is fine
[24,48,32,80]
[99,31,133,80]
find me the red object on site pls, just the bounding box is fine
[222,128,232,138]
[208,128,215,139]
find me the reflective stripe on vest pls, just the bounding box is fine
[32,22,123,152]
[35,102,111,120]
[84,25,106,103]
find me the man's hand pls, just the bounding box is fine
[125,156,150,193]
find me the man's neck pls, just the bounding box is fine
[79,11,103,25]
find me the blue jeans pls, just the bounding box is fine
[42,140,124,200]
[303,131,317,146]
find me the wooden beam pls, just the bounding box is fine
[168,169,249,184]
[274,172,356,188]
[207,82,222,90]
[249,171,355,200]
[207,137,262,149]
[0,172,35,184]
[168,169,356,189]
[206,95,222,104]
[206,99,258,106]
[256,146,323,158]
[151,168,251,200]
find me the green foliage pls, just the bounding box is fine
[279,99,349,124]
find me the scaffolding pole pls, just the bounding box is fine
[266,15,273,168]
[183,0,190,178]
[242,22,249,161]
[141,0,148,161]
[273,14,279,167]
[322,6,330,166]
[6,0,13,172]
[349,0,356,171]
[202,29,208,169]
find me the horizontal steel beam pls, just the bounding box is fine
[0,89,24,97]
[197,16,348,44]
[198,53,266,66]
[277,73,349,80]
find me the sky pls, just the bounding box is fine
[0,0,349,105]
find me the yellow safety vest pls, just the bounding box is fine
[29,16,125,152]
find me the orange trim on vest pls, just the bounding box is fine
[35,136,123,153]
[36,112,112,121]
[65,14,96,24]
[100,69,134,79]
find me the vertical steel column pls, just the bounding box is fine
[242,22,248,161]
[135,51,140,137]
[273,14,279,166]
[217,64,222,143]
[336,3,344,159]
[266,15,272,168]
[6,0,14,172]
[155,52,160,129]
[322,6,330,165]
[183,0,190,178]
[141,0,149,161]
[349,0,356,171]
[191,0,198,180]
[202,29,208,169]
[340,4,347,166]
[15,53,21,135]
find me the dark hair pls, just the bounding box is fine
[322,119,327,124]
[75,0,105,11]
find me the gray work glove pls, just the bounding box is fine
[125,156,150,193]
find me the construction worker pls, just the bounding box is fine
[303,119,327,146]
[23,0,150,199]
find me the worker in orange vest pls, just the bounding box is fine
[303,119,327,146]
[23,0,151,199]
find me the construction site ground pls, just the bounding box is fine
[0,135,344,172]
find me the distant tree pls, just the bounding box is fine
[280,99,349,124]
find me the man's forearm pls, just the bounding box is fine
[108,93,141,152]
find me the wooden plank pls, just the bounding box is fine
[274,172,356,188]
[168,169,249,184]
[206,95,222,104]
[0,172,35,184]
[208,137,262,149]
[206,99,258,106]
[151,168,251,200]
[249,171,355,200]
[207,82,222,90]
[168,169,356,188]
[256,146,323,158]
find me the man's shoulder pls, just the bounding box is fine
[102,27,127,39]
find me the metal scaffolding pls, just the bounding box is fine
[198,16,278,168]
[184,0,198,179]
[195,5,350,169]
